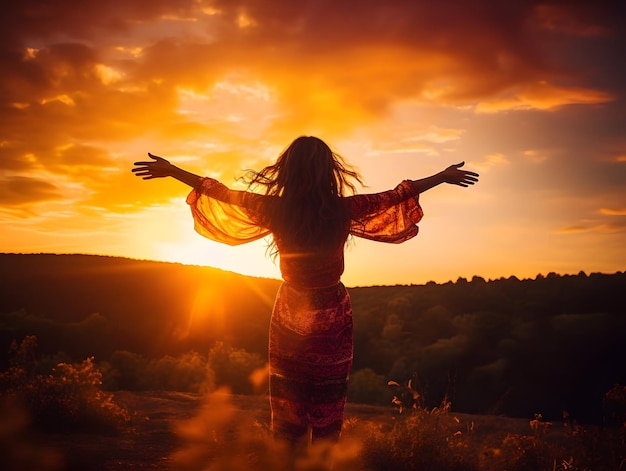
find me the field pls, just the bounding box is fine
[4,388,621,471]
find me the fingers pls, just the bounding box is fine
[450,172,479,187]
[450,162,480,178]
[133,172,156,179]
[133,153,163,163]
[132,153,167,178]
[131,166,158,179]
[131,166,153,173]
[456,167,479,184]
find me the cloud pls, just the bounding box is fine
[600,208,626,216]
[555,221,626,235]
[1,0,198,45]
[475,81,614,113]
[468,153,510,174]
[483,153,509,166]
[533,3,614,37]
[55,144,116,168]
[0,176,62,205]
[2,1,621,150]
[6,1,620,127]
[521,150,548,164]
[363,124,465,158]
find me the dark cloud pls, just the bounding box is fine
[4,1,624,107]
[196,0,625,98]
[0,176,62,205]
[56,144,115,167]
[1,0,621,149]
[0,43,101,109]
[0,144,37,173]
[0,0,199,45]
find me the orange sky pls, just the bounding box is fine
[1,0,625,286]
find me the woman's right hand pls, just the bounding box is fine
[441,162,479,187]
[132,153,175,179]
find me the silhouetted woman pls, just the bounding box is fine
[132,136,478,447]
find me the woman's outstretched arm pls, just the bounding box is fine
[410,162,479,194]
[132,153,201,188]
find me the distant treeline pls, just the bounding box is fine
[1,253,625,423]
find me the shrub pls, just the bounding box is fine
[107,342,264,394]
[348,368,392,405]
[0,336,128,433]
[145,352,214,392]
[361,407,477,471]
[107,350,214,392]
[208,341,265,394]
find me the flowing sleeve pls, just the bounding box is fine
[346,180,423,243]
[185,177,271,246]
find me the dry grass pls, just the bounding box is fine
[1,388,624,471]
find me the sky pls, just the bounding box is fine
[1,0,625,286]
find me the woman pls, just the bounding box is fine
[132,136,478,446]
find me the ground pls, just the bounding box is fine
[8,391,536,471]
[9,391,395,470]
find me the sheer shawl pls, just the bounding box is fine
[346,180,423,243]
[186,178,423,245]
[186,177,270,246]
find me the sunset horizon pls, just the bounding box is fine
[1,251,622,288]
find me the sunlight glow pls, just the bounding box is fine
[41,95,75,106]
[475,81,614,113]
[23,47,39,60]
[155,234,280,280]
[183,282,227,339]
[237,12,256,28]
[114,46,144,58]
[600,208,626,216]
[94,64,124,85]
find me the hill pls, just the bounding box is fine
[0,253,279,360]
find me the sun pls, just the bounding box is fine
[155,229,280,279]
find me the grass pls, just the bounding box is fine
[347,407,625,471]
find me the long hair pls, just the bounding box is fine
[245,136,362,254]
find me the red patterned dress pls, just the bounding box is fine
[186,178,423,443]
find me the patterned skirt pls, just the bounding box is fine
[269,282,353,444]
